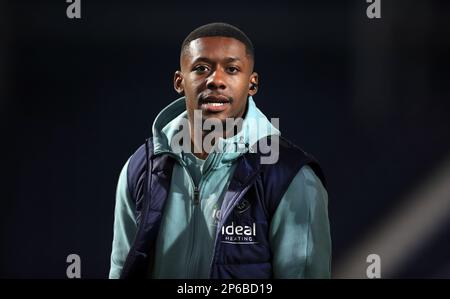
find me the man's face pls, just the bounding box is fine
[174,36,258,125]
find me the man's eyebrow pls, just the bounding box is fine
[191,56,242,65]
[191,57,213,64]
[223,57,243,64]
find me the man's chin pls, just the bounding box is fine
[201,114,228,125]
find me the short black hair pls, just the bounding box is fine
[181,22,254,60]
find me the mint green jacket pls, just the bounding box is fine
[109,97,331,278]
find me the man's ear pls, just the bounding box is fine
[174,70,184,95]
[248,72,259,96]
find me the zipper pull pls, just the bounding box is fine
[193,186,200,205]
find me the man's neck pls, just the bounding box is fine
[190,129,226,160]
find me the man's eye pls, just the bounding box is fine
[227,66,239,74]
[194,65,209,73]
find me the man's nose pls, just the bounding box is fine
[206,69,226,90]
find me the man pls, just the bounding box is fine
[109,22,331,279]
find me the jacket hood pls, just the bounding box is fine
[152,96,280,166]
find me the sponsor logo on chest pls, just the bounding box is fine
[220,222,258,244]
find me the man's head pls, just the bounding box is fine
[174,23,258,126]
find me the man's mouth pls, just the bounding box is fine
[199,95,231,113]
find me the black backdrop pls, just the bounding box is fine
[1,0,450,278]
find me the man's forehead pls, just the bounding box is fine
[183,36,248,61]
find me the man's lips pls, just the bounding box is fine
[199,95,231,113]
[199,94,231,104]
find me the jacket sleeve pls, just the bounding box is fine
[269,165,332,278]
[109,158,137,279]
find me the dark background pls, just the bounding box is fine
[1,0,449,278]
